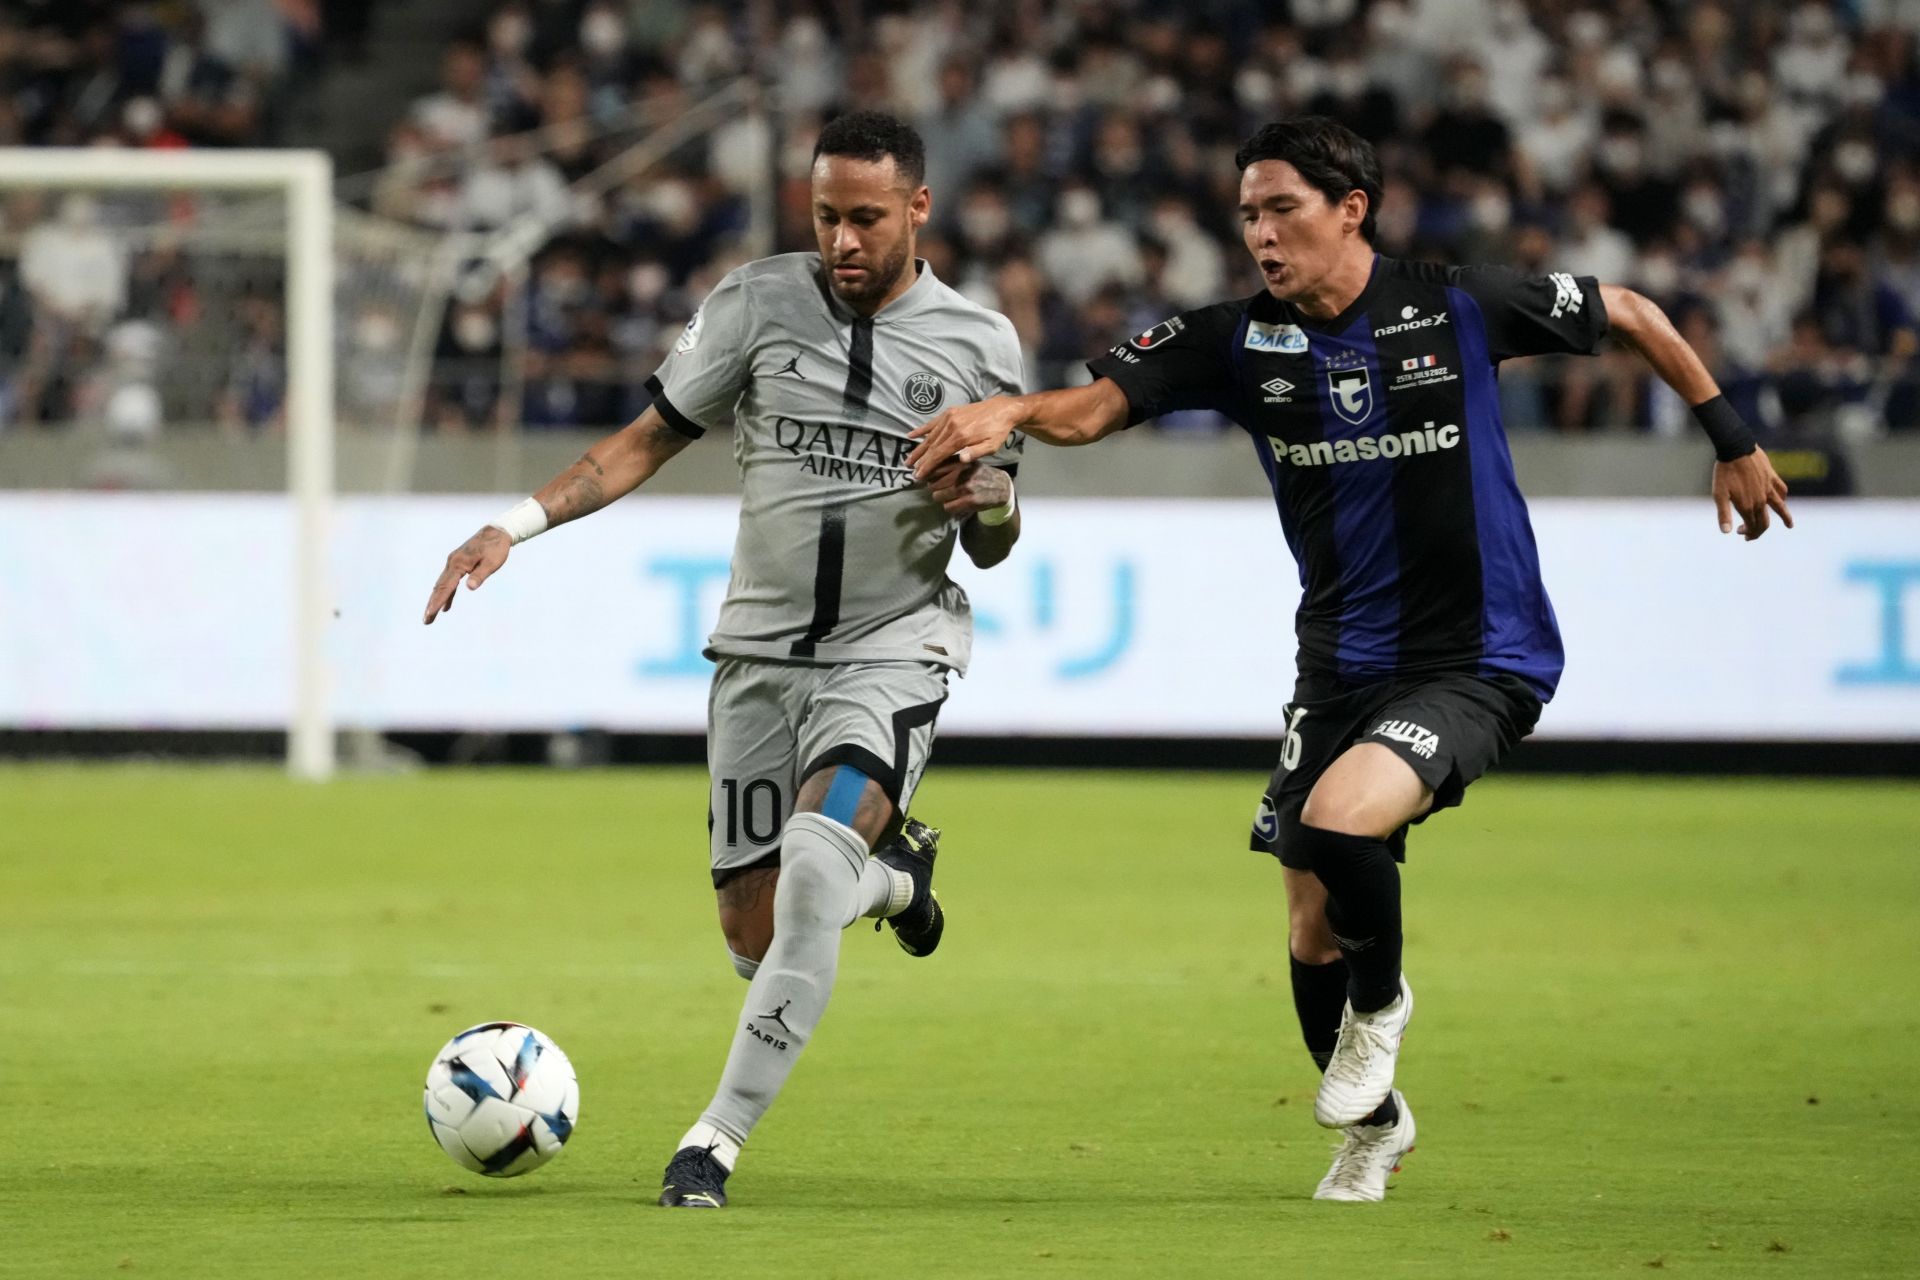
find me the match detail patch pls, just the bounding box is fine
[1130,316,1186,350]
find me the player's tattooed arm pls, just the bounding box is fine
[533,408,694,528]
[1600,284,1793,540]
[422,406,694,623]
[925,462,1020,569]
[906,379,1129,479]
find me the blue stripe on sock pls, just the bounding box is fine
[820,767,868,826]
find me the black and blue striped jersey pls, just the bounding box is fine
[1088,254,1609,700]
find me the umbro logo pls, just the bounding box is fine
[1261,376,1295,403]
[1372,719,1439,759]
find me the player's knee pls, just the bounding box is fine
[1280,867,1339,962]
[773,854,846,933]
[1301,744,1432,836]
[1299,788,1394,839]
[1288,904,1340,963]
[1291,935,1341,966]
[774,812,864,931]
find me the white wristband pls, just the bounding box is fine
[487,497,549,545]
[974,483,1017,527]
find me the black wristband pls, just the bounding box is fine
[1692,394,1757,462]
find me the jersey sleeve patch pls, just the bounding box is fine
[1129,315,1186,350]
[1088,303,1241,426]
[675,307,705,354]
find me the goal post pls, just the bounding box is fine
[0,148,337,779]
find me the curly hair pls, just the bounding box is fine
[813,110,927,186]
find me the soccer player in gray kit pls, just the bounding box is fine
[422,112,1026,1208]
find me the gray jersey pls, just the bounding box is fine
[644,253,1024,673]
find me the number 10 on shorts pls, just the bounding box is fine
[719,778,783,846]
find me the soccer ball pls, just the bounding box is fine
[423,1021,580,1177]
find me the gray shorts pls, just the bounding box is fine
[706,656,948,887]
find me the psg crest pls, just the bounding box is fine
[904,371,945,414]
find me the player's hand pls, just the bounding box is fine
[906,396,1024,480]
[923,460,1013,518]
[1712,447,1793,541]
[423,526,511,624]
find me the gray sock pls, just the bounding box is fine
[698,811,867,1145]
[857,855,913,918]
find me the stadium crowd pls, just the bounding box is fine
[392,0,1920,445]
[3,0,1919,456]
[0,0,368,438]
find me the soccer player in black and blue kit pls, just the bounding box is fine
[908,116,1792,1202]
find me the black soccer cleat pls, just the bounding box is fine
[658,1144,730,1208]
[874,817,944,957]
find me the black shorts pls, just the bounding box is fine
[1249,670,1543,870]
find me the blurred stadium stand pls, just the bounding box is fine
[2,0,1919,498]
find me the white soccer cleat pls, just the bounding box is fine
[1313,975,1413,1128]
[1314,1090,1415,1202]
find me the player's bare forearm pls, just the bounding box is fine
[1599,285,1719,406]
[423,406,693,624]
[533,405,693,528]
[908,379,1129,479]
[1599,284,1793,540]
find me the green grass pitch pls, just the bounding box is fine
[2,764,1916,1278]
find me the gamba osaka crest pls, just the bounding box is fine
[903,371,945,414]
[1130,315,1187,350]
[1328,367,1373,424]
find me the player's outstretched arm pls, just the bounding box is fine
[1599,284,1793,541]
[422,406,694,624]
[906,379,1130,480]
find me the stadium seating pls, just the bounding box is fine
[3,0,1917,451]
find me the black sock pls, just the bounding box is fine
[1290,953,1400,1129]
[1360,1092,1399,1128]
[1288,955,1347,1072]
[1294,824,1402,1014]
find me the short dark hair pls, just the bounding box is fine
[813,111,926,186]
[1234,116,1383,243]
